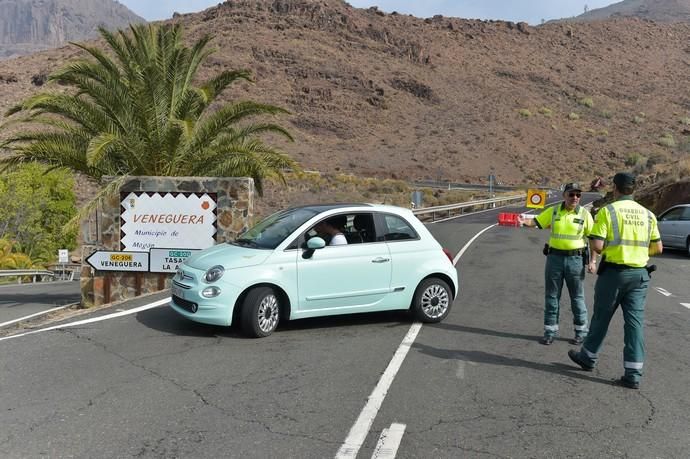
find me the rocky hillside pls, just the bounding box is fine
[574,0,690,22]
[1,0,690,195]
[0,0,144,59]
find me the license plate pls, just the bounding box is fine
[171,284,185,299]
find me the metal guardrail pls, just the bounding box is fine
[0,269,55,284]
[0,267,78,284]
[412,193,525,222]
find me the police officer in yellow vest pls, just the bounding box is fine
[520,183,594,345]
[568,172,662,389]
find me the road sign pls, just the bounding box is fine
[58,249,69,264]
[526,189,546,209]
[85,251,149,272]
[149,248,200,273]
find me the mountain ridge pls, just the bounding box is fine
[0,0,145,59]
[573,0,690,22]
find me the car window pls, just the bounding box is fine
[660,207,685,221]
[381,214,418,241]
[681,207,690,221]
[235,207,319,250]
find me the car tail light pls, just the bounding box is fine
[442,248,454,263]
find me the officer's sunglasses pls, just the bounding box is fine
[567,192,582,198]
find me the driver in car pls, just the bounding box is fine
[313,215,348,246]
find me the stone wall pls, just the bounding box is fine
[80,176,253,307]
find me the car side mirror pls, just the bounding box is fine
[302,237,326,259]
[307,237,326,249]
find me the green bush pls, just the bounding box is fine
[518,108,532,117]
[657,133,676,148]
[538,107,552,117]
[568,112,580,120]
[578,97,594,108]
[600,110,613,119]
[680,117,690,126]
[633,114,645,124]
[0,164,77,263]
[625,152,643,167]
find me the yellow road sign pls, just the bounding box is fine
[526,189,546,209]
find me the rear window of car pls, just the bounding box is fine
[381,214,418,241]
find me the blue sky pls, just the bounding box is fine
[120,0,620,24]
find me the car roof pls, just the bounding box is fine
[286,203,372,213]
[287,203,417,215]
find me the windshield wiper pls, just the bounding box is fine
[234,238,260,248]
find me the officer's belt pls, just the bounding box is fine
[604,262,644,270]
[547,247,585,256]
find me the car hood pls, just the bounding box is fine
[184,243,272,270]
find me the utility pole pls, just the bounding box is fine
[489,167,496,208]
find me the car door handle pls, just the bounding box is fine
[371,257,390,263]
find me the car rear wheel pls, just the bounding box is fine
[412,278,452,323]
[686,237,690,257]
[241,286,280,338]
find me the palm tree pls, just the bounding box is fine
[0,238,34,269]
[0,23,296,213]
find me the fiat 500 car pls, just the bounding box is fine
[170,203,458,337]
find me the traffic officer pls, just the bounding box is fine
[568,172,662,389]
[519,183,594,345]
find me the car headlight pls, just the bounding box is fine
[204,265,225,283]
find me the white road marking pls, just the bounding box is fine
[681,303,690,310]
[453,224,497,266]
[0,304,72,328]
[456,360,478,379]
[0,297,170,342]
[335,323,421,458]
[336,225,495,458]
[654,287,672,297]
[371,423,406,459]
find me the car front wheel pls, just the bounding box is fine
[241,286,280,338]
[412,278,452,323]
[686,237,690,257]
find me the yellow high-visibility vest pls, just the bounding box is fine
[590,198,661,267]
[535,204,593,250]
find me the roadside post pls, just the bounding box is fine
[58,249,68,280]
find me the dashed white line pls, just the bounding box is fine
[654,287,672,297]
[371,423,406,459]
[0,297,170,342]
[336,224,495,458]
[335,324,421,458]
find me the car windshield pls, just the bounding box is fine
[233,207,320,249]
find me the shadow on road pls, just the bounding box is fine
[413,341,615,386]
[136,305,411,338]
[430,321,573,344]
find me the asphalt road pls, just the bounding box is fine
[1,193,689,458]
[0,281,80,325]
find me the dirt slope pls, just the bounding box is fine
[1,0,690,197]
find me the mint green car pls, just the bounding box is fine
[170,204,458,337]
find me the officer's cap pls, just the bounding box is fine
[613,172,636,188]
[563,182,582,193]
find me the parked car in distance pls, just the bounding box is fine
[657,204,690,256]
[170,203,459,337]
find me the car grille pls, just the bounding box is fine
[173,295,198,313]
